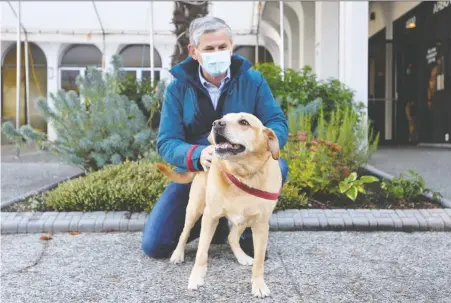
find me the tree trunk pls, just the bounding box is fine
[171,1,209,67]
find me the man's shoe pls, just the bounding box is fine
[239,238,268,261]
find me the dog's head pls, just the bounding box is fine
[207,113,280,161]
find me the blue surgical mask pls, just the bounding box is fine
[199,50,231,76]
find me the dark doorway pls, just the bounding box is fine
[368,28,387,145]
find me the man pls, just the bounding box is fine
[142,16,288,260]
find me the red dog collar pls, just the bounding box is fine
[223,170,281,200]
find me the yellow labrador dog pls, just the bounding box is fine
[155,112,282,298]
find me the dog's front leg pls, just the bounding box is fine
[251,222,270,298]
[188,207,219,290]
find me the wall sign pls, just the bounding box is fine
[433,1,451,14]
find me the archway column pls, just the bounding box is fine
[102,43,121,71]
[314,1,339,80]
[39,43,59,141]
[338,1,369,110]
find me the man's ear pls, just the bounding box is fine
[208,132,215,145]
[263,127,280,160]
[188,44,197,60]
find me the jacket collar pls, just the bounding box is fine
[169,53,252,87]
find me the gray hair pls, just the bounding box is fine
[189,16,233,47]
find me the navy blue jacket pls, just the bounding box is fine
[157,53,288,172]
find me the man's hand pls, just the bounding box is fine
[200,145,215,171]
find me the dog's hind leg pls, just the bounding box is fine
[170,176,206,264]
[228,224,253,266]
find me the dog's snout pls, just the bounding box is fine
[213,119,226,128]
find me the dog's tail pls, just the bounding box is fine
[154,163,196,184]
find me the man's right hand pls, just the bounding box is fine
[200,145,215,171]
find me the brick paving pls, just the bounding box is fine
[2,209,451,234]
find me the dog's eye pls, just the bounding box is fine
[239,119,250,126]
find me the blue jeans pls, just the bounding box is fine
[142,158,289,258]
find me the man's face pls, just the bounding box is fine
[189,30,233,65]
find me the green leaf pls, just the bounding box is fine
[348,172,358,182]
[345,186,358,201]
[359,175,379,184]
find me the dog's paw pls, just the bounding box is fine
[187,274,205,290]
[252,278,271,298]
[170,249,184,264]
[235,253,254,266]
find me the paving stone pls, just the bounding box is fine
[444,209,451,217]
[400,217,420,232]
[331,209,350,214]
[316,214,328,228]
[17,219,30,233]
[16,212,34,218]
[427,209,448,213]
[138,212,149,220]
[269,217,278,230]
[353,209,373,214]
[277,217,295,231]
[437,214,451,231]
[105,211,116,218]
[414,214,429,231]
[2,220,19,234]
[395,209,406,218]
[325,217,345,231]
[374,217,395,231]
[26,219,45,233]
[102,219,120,232]
[293,215,303,229]
[94,216,106,232]
[78,219,97,232]
[425,217,445,231]
[52,220,71,233]
[283,209,302,215]
[130,213,141,219]
[56,212,68,219]
[119,218,130,231]
[127,218,147,231]
[364,213,378,228]
[43,216,57,232]
[302,217,320,230]
[388,214,404,231]
[66,212,84,218]
[350,217,370,230]
[114,211,131,219]
[340,215,353,228]
[69,216,81,232]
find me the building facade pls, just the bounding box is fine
[1,1,368,142]
[369,1,451,145]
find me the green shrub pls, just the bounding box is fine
[288,105,379,171]
[44,161,170,212]
[381,170,441,202]
[279,104,379,207]
[1,55,161,172]
[253,63,364,116]
[117,73,166,129]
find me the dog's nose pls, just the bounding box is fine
[213,119,226,127]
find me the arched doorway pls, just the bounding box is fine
[119,44,163,83]
[234,45,274,65]
[59,44,102,94]
[1,42,48,134]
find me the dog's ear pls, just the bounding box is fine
[263,127,280,160]
[208,132,215,145]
